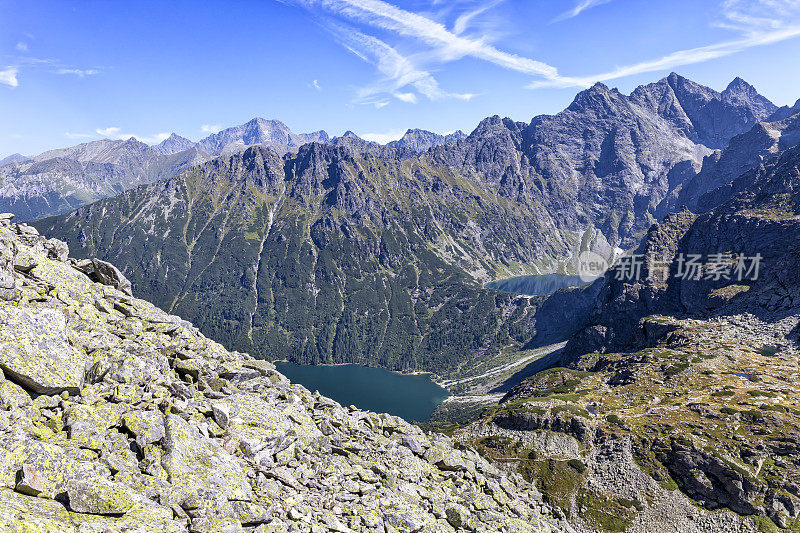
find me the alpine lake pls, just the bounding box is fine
[275,362,450,422]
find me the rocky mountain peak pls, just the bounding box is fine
[566,81,627,114]
[196,118,329,156]
[153,133,196,155]
[722,76,777,116]
[471,115,522,137]
[0,153,30,167]
[386,128,467,151]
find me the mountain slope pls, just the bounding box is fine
[0,214,561,532]
[456,146,800,530]
[0,153,30,167]
[37,144,563,377]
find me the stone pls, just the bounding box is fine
[402,436,426,456]
[12,249,37,272]
[0,307,85,394]
[445,504,471,529]
[66,478,138,515]
[91,258,133,296]
[0,271,13,289]
[162,414,253,502]
[122,409,166,446]
[15,463,45,496]
[0,488,75,532]
[211,402,230,430]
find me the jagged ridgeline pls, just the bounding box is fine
[35,73,779,375]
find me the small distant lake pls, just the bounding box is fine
[274,362,450,422]
[487,273,593,296]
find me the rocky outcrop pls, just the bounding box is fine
[0,213,562,532]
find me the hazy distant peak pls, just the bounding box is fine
[0,153,31,167]
[386,128,467,152]
[154,133,196,155]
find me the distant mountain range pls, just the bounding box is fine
[0,138,212,221]
[0,119,465,221]
[34,73,799,375]
[0,153,30,167]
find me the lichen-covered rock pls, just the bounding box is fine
[0,307,85,394]
[162,413,253,502]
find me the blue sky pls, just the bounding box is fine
[2,0,800,156]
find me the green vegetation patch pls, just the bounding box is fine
[576,489,642,532]
[519,459,585,517]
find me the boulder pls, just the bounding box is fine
[91,258,133,296]
[67,478,138,515]
[162,414,253,502]
[0,307,85,394]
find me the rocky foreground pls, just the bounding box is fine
[0,213,563,532]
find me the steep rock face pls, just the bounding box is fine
[430,74,775,248]
[631,73,777,149]
[564,143,800,360]
[0,214,563,532]
[665,108,800,213]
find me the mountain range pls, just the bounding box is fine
[5,71,800,532]
[0,119,469,221]
[33,73,798,379]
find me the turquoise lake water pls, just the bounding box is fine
[274,362,450,422]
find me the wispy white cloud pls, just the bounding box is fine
[296,0,558,76]
[453,0,503,34]
[96,127,170,145]
[552,0,611,23]
[96,127,121,137]
[312,79,322,90]
[284,0,562,99]
[200,124,221,134]
[15,42,28,52]
[360,127,407,143]
[57,68,99,77]
[530,0,800,89]
[0,68,18,87]
[285,0,800,94]
[337,28,475,103]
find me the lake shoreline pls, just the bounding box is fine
[272,358,446,386]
